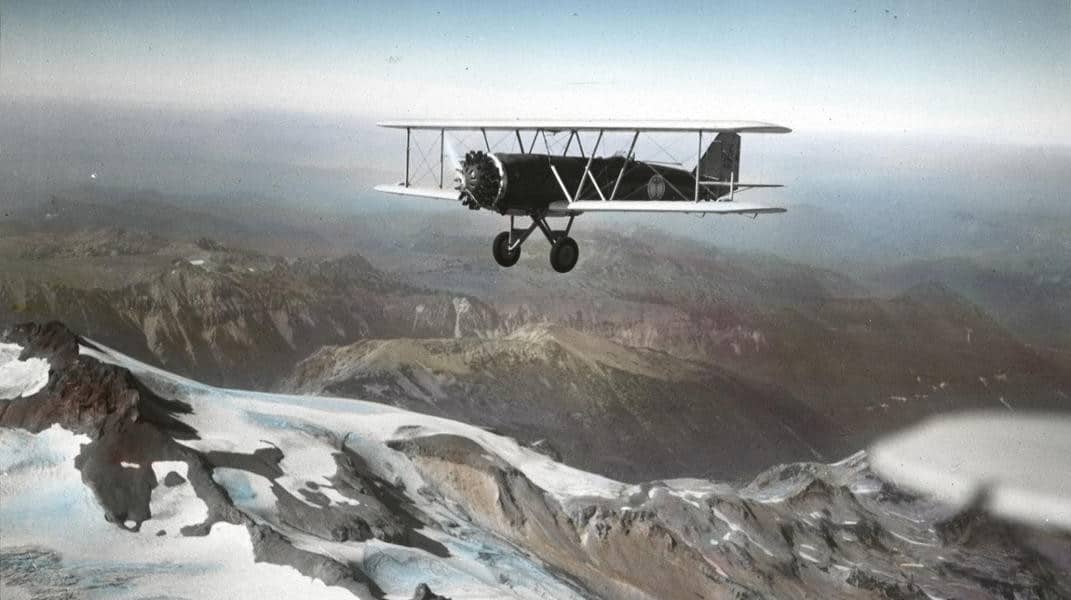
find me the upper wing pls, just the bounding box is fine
[550,200,785,215]
[374,184,458,201]
[377,119,791,134]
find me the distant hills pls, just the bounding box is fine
[2,194,1068,482]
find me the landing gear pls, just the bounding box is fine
[549,237,579,273]
[492,231,520,267]
[490,214,579,273]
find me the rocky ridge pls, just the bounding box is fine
[1,255,498,389]
[282,323,839,482]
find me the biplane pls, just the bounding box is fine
[375,120,791,273]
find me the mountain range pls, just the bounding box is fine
[2,321,1068,600]
[3,206,1068,483]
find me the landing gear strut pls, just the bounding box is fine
[492,214,578,273]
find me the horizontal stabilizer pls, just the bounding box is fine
[550,200,786,215]
[374,184,459,201]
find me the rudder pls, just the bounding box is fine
[696,132,741,182]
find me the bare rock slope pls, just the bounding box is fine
[282,323,839,482]
[1,254,498,389]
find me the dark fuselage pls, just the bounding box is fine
[494,153,717,214]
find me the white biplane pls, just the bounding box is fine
[375,120,790,273]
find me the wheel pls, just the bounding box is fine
[492,231,520,267]
[549,236,579,273]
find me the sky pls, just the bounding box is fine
[2,0,1069,144]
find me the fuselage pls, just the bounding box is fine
[492,153,719,214]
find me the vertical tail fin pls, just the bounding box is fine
[695,132,741,182]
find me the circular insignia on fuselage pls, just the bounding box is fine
[647,175,666,200]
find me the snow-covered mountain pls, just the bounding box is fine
[2,322,1069,599]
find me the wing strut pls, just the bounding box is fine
[549,165,571,202]
[694,130,702,202]
[573,130,603,202]
[609,131,639,201]
[405,128,411,187]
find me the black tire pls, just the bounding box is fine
[549,237,579,273]
[492,231,521,267]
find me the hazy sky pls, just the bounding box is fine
[2,1,1069,143]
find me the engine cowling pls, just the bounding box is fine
[458,151,505,211]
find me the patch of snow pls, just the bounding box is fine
[0,343,50,400]
[849,480,881,495]
[711,506,777,558]
[830,450,868,467]
[189,259,206,266]
[665,489,704,509]
[315,484,361,507]
[121,461,141,469]
[148,461,207,533]
[0,426,356,600]
[659,477,734,497]
[888,530,935,548]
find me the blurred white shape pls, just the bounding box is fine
[870,411,1071,531]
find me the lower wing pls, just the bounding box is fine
[552,201,786,215]
[374,184,459,201]
[374,185,785,215]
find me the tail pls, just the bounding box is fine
[695,132,740,182]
